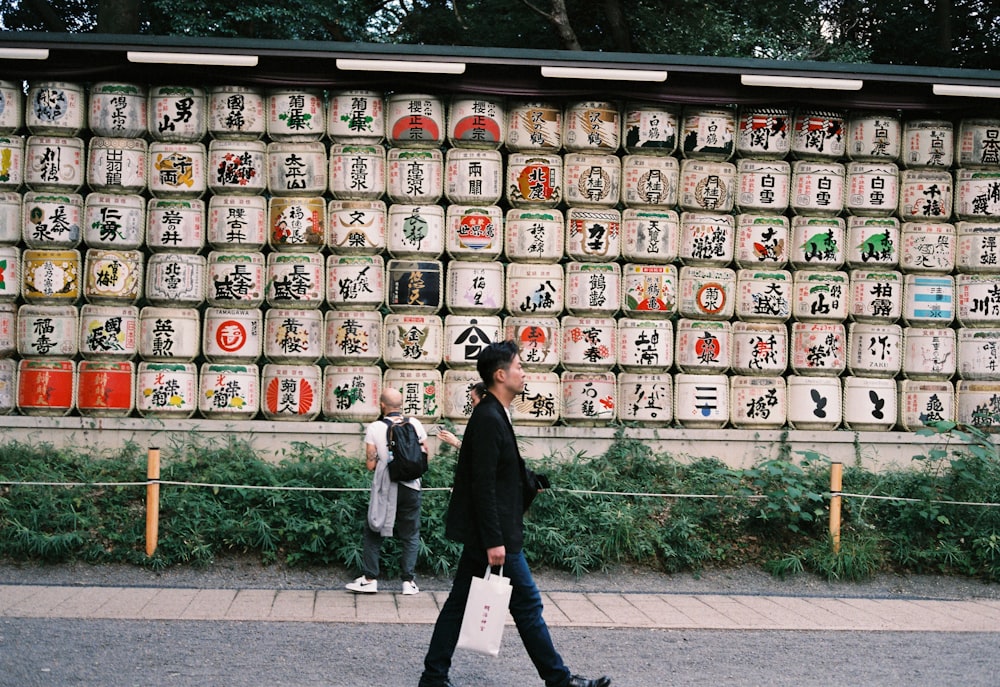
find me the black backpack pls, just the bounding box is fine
[383,417,428,482]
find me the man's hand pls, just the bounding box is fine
[486,545,505,567]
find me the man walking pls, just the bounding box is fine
[418,340,611,687]
[346,387,428,596]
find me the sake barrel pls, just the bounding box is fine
[84,192,144,250]
[136,361,197,418]
[448,95,504,149]
[736,106,791,159]
[0,303,13,358]
[736,158,790,213]
[17,359,75,416]
[83,248,143,304]
[26,81,85,136]
[207,139,266,195]
[958,328,1000,380]
[78,303,139,360]
[199,362,259,419]
[680,106,735,161]
[623,102,679,155]
[207,195,267,251]
[790,322,847,376]
[679,212,735,267]
[506,263,564,317]
[21,248,80,304]
[730,376,786,429]
[678,159,736,212]
[266,141,327,197]
[504,316,561,371]
[326,254,385,310]
[897,169,953,223]
[259,363,322,421]
[621,263,677,319]
[620,154,679,208]
[617,372,672,425]
[0,192,21,244]
[505,101,561,152]
[731,321,788,376]
[847,322,902,377]
[848,269,902,323]
[790,160,845,216]
[561,316,616,371]
[382,368,441,422]
[328,90,385,144]
[842,376,897,431]
[677,265,736,320]
[148,86,206,142]
[955,118,1000,169]
[565,207,620,262]
[900,222,955,273]
[446,260,504,315]
[847,111,901,162]
[322,365,382,422]
[846,161,899,217]
[385,258,443,314]
[674,373,729,428]
[790,109,846,160]
[446,205,503,261]
[328,144,386,201]
[511,371,561,426]
[382,313,443,369]
[847,216,900,268]
[789,216,846,270]
[77,360,135,418]
[563,152,620,207]
[957,380,1000,430]
[17,304,78,357]
[561,371,617,426]
[139,306,200,361]
[207,251,265,308]
[902,326,957,380]
[957,274,1000,327]
[0,357,13,415]
[267,196,325,251]
[564,262,620,317]
[786,375,842,429]
[443,314,502,369]
[148,142,206,198]
[898,380,955,431]
[325,310,382,366]
[791,270,848,322]
[956,222,1000,273]
[25,136,84,193]
[735,214,788,268]
[955,169,1000,221]
[0,135,24,191]
[445,148,503,205]
[207,85,266,140]
[506,153,562,208]
[146,198,205,253]
[327,200,386,255]
[386,93,445,148]
[564,100,620,153]
[0,245,19,301]
[145,253,205,307]
[0,81,23,135]
[735,268,792,322]
[674,318,731,374]
[22,191,83,248]
[617,318,673,373]
[901,119,953,169]
[265,252,324,308]
[264,307,324,364]
[504,208,564,263]
[202,307,262,363]
[87,137,147,194]
[266,88,324,142]
[902,274,955,327]
[387,203,445,258]
[621,209,679,264]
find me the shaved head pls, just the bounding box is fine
[380,388,403,410]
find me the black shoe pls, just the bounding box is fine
[567,676,611,687]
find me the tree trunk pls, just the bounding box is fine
[23,0,67,31]
[97,0,141,34]
[521,0,582,50]
[935,0,953,65]
[602,0,632,52]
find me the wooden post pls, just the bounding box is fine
[145,447,161,557]
[829,461,843,554]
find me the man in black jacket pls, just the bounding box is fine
[418,340,611,687]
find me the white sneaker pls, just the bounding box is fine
[401,580,420,595]
[345,576,378,593]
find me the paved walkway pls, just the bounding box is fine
[2,583,999,632]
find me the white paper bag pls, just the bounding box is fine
[456,566,513,657]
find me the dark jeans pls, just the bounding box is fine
[361,485,420,581]
[419,546,571,687]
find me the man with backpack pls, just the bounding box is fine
[346,387,429,596]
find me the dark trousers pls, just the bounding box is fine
[361,485,421,581]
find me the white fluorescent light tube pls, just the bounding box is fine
[336,58,466,75]
[541,66,667,82]
[0,48,49,60]
[933,83,1000,99]
[127,51,258,67]
[741,74,863,91]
